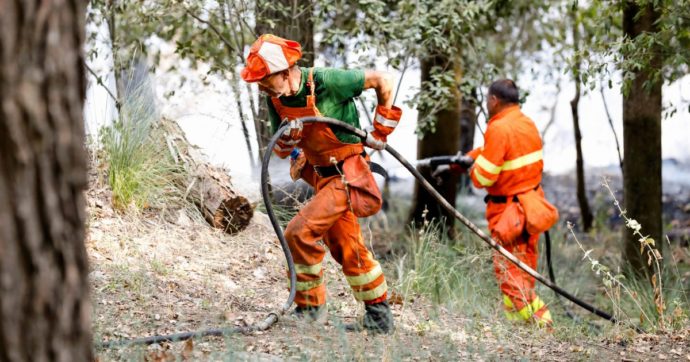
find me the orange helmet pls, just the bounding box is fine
[240,34,302,82]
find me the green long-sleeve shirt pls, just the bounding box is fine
[267,67,365,144]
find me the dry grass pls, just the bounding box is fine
[87,174,690,361]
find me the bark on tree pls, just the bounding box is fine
[0,1,93,361]
[458,91,477,190]
[107,0,125,100]
[161,119,254,234]
[409,55,463,229]
[254,0,315,157]
[570,15,594,232]
[622,1,663,277]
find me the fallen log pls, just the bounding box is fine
[160,118,253,234]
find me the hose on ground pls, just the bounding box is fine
[293,116,640,331]
[97,124,296,348]
[98,116,639,348]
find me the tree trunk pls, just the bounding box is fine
[254,0,315,158]
[161,119,254,234]
[570,16,594,232]
[0,1,93,361]
[107,0,125,100]
[622,1,663,277]
[409,55,463,229]
[458,90,477,191]
[230,72,256,167]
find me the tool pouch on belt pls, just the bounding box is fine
[516,189,559,235]
[492,200,526,244]
[342,154,382,217]
[290,152,307,181]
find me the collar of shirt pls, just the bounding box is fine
[488,104,521,125]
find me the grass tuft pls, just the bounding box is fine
[99,79,186,212]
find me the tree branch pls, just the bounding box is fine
[600,85,624,175]
[184,8,238,56]
[540,79,562,142]
[84,62,121,111]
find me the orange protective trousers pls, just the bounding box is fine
[487,201,551,324]
[284,166,387,307]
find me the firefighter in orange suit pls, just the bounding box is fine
[241,34,401,333]
[437,79,554,326]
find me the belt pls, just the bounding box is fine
[484,184,540,204]
[313,151,367,178]
[313,151,388,179]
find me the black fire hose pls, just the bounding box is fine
[290,117,635,329]
[98,116,637,349]
[97,122,298,349]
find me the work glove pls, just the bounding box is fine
[430,153,475,177]
[364,126,386,150]
[289,148,306,181]
[280,118,303,145]
[364,105,403,150]
[273,118,303,158]
[456,154,475,169]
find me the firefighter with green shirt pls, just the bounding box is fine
[241,34,403,333]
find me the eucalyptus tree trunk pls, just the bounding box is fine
[409,55,463,230]
[622,1,663,277]
[254,0,315,157]
[0,1,93,360]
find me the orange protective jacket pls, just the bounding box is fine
[468,105,554,326]
[467,105,543,195]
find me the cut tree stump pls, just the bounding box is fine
[160,118,253,234]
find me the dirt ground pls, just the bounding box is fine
[87,180,690,361]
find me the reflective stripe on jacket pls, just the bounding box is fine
[468,105,543,196]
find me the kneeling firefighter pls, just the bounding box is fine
[431,79,559,327]
[241,34,402,333]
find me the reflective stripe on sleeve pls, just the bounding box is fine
[502,149,543,171]
[375,114,399,128]
[473,168,496,187]
[475,149,543,176]
[475,155,502,175]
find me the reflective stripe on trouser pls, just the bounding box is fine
[503,294,552,326]
[491,225,552,326]
[342,257,387,302]
[284,172,387,307]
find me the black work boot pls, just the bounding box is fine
[345,301,395,334]
[292,304,328,324]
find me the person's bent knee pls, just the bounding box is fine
[285,214,309,247]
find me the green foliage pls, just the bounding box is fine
[578,0,690,102]
[99,82,185,211]
[88,0,256,78]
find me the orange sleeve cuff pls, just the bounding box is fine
[466,147,482,160]
[372,105,403,140]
